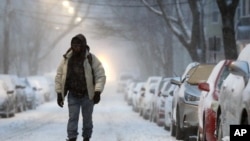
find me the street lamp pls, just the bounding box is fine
[62,1,70,7]
[75,17,82,23]
[62,0,74,14]
[68,7,74,14]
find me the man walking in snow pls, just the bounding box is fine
[55,33,106,141]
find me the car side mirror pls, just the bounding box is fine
[229,60,250,84]
[171,79,181,87]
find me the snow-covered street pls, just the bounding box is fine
[0,82,176,141]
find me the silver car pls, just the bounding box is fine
[171,63,214,140]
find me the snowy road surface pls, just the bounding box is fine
[0,82,177,141]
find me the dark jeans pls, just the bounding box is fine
[67,92,94,139]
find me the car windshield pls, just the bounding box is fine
[187,64,215,85]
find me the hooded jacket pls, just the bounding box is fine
[55,34,106,101]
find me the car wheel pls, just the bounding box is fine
[176,109,184,140]
[143,109,149,120]
[202,117,207,141]
[164,124,170,131]
[241,111,248,125]
[216,114,223,141]
[197,129,201,141]
[170,122,176,136]
[139,108,142,116]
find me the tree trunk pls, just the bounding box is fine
[217,0,239,59]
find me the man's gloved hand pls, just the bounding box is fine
[93,91,101,104]
[57,93,64,108]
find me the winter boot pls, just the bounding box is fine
[66,137,77,141]
[83,137,90,141]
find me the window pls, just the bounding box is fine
[241,0,250,17]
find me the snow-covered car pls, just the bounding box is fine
[117,72,138,93]
[162,78,179,130]
[27,76,52,103]
[151,78,169,122]
[171,63,214,140]
[125,82,136,106]
[0,80,16,118]
[197,59,232,141]
[21,78,37,109]
[131,82,145,112]
[138,83,146,116]
[26,77,45,105]
[0,75,17,113]
[140,76,163,120]
[153,77,172,126]
[11,75,27,112]
[216,44,250,140]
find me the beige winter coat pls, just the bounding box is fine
[55,50,106,101]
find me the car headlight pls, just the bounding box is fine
[184,93,200,101]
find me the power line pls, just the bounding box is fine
[14,9,116,26]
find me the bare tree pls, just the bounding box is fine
[216,0,239,59]
[92,0,174,77]
[1,0,93,75]
[141,0,207,62]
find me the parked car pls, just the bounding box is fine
[171,63,214,140]
[126,82,136,106]
[216,44,250,140]
[0,80,16,118]
[154,78,173,126]
[27,76,52,103]
[20,77,37,110]
[123,79,134,101]
[0,74,18,113]
[131,82,145,112]
[138,83,146,116]
[170,62,199,137]
[151,78,170,122]
[197,60,232,141]
[162,78,179,130]
[117,72,137,93]
[11,75,27,112]
[141,76,163,120]
[26,77,45,105]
